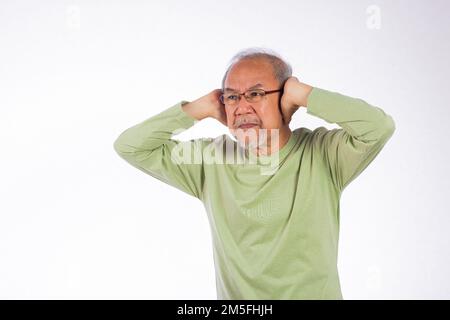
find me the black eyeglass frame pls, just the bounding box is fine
[219,88,282,105]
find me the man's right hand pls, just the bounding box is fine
[181,89,228,126]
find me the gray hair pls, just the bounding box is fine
[221,47,292,90]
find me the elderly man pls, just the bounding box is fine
[113,48,395,300]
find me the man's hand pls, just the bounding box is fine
[182,89,227,126]
[280,77,314,125]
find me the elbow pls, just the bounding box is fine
[113,137,122,155]
[385,114,396,135]
[379,114,396,141]
[113,134,128,156]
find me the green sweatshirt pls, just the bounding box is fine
[113,87,395,299]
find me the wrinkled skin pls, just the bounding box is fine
[223,58,291,154]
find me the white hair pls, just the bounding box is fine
[221,47,292,90]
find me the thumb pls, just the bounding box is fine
[279,101,289,125]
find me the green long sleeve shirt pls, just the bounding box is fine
[113,87,396,299]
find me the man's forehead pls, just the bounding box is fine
[224,83,264,92]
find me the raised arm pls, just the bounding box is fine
[306,86,395,191]
[113,89,227,199]
[281,77,396,191]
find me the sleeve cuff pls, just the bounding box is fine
[169,100,199,128]
[305,87,331,119]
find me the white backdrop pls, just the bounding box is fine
[1,0,449,299]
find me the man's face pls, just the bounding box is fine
[223,58,284,149]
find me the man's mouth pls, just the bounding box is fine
[238,123,258,129]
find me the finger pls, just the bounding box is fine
[281,113,287,126]
[285,115,291,124]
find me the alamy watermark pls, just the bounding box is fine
[366,5,381,30]
[66,5,81,30]
[171,128,283,176]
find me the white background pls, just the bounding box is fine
[1,0,449,299]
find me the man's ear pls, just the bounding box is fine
[279,87,284,104]
[278,79,287,107]
[278,87,285,115]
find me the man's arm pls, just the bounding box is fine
[305,87,396,191]
[113,89,227,200]
[113,101,206,199]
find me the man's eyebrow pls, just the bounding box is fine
[224,83,264,92]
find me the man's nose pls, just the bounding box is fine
[235,97,254,115]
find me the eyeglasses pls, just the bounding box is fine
[219,88,282,106]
